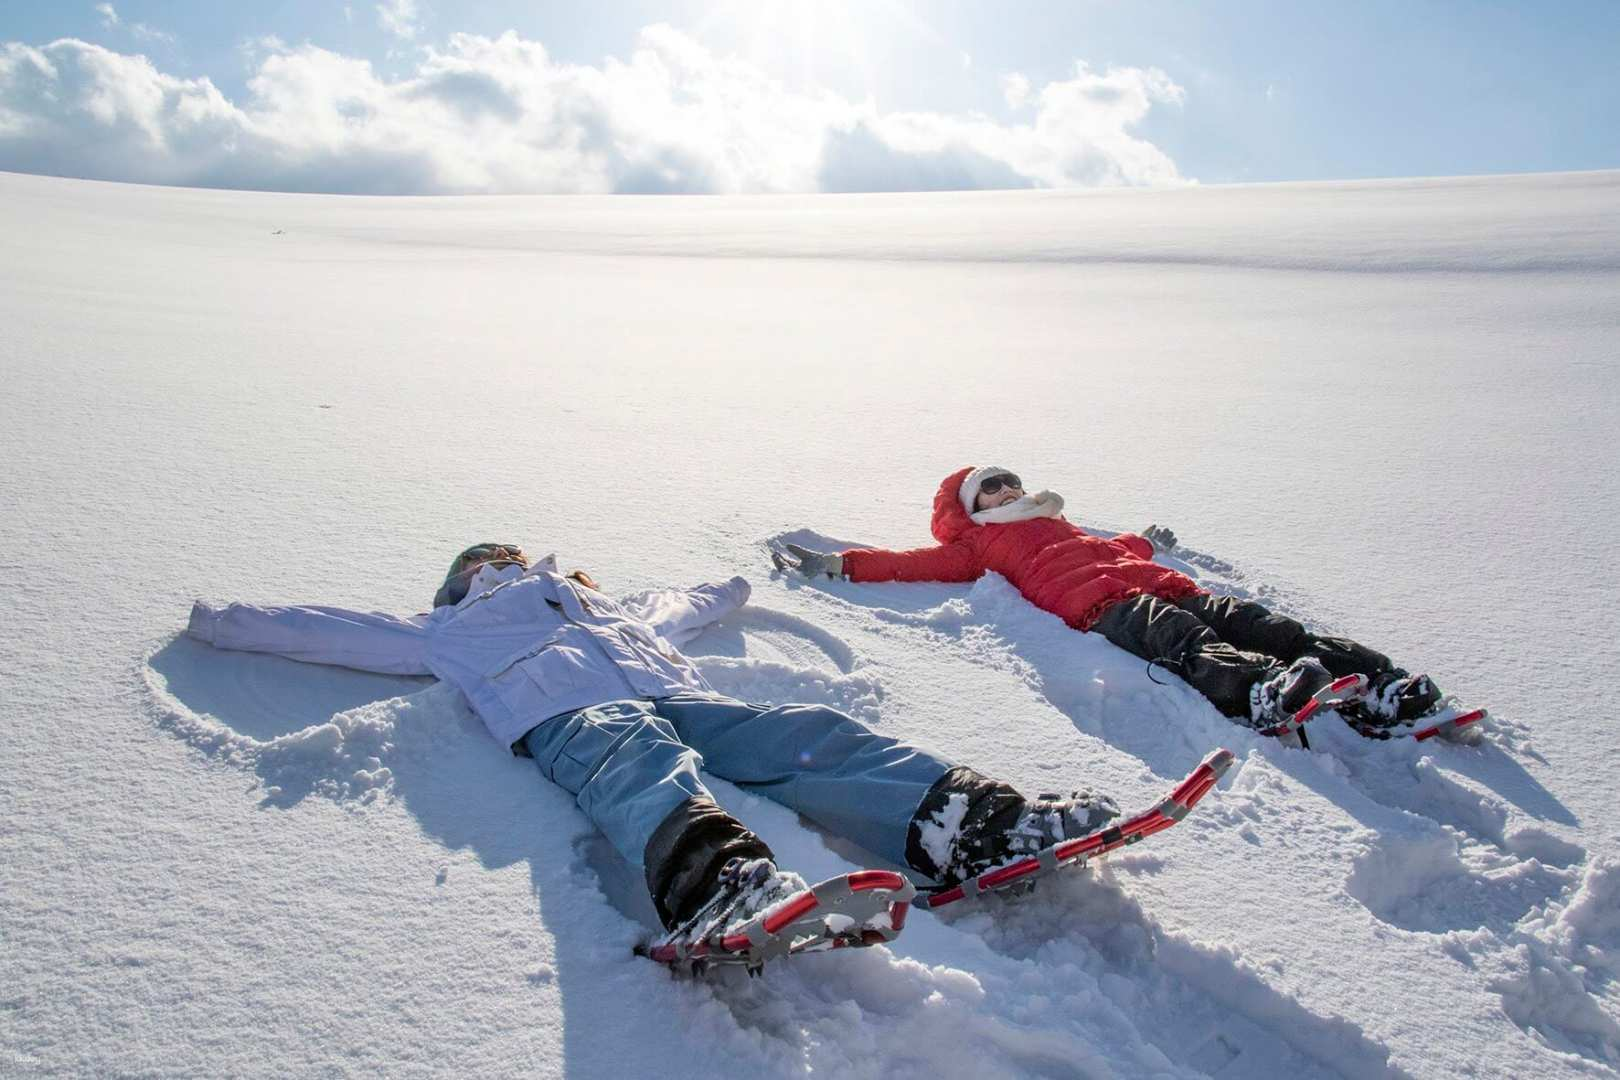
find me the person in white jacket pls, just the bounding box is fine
[186,543,1121,938]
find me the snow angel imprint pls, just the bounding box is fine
[186,543,1125,960]
[773,466,1444,737]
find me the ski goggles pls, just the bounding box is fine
[978,473,1022,495]
[435,543,527,608]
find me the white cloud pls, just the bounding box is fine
[376,0,420,41]
[94,3,175,46]
[130,24,177,46]
[0,28,1189,194]
[1002,72,1030,108]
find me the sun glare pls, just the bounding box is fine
[693,0,939,102]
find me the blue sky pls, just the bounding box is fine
[1,1,1615,193]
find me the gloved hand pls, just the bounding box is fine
[1143,524,1178,554]
[771,542,845,579]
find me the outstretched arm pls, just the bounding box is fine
[186,601,433,675]
[1116,525,1177,559]
[618,576,752,648]
[841,542,982,583]
[771,543,845,579]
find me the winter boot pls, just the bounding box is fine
[991,790,1122,860]
[909,768,1121,887]
[674,856,809,945]
[1249,657,1336,731]
[1342,670,1443,729]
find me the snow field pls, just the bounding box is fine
[4,168,1618,1078]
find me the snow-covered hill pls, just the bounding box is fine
[3,168,1618,1078]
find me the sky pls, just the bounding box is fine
[0,1,1616,194]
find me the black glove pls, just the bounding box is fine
[1142,524,1178,555]
[771,542,845,579]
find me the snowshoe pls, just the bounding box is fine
[1344,670,1442,723]
[923,748,1235,911]
[1335,670,1486,742]
[638,857,915,975]
[1343,696,1489,743]
[1251,659,1368,745]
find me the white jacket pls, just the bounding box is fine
[186,556,752,749]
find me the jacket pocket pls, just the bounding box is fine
[485,636,558,678]
[485,632,594,689]
[515,640,600,696]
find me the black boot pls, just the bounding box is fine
[643,796,773,929]
[1248,657,1334,730]
[1342,670,1443,728]
[906,767,1120,887]
[670,856,809,945]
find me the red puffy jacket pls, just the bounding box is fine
[841,467,1203,631]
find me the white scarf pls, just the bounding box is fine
[970,490,1065,526]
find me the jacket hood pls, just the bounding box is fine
[931,467,978,544]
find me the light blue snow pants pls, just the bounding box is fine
[520,693,954,872]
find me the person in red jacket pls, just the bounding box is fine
[774,466,1441,735]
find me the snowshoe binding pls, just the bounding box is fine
[638,856,915,975]
[1340,672,1486,742]
[942,788,1122,890]
[1250,658,1368,746]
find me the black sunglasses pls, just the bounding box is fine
[979,474,1022,495]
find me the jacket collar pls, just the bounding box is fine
[969,491,1065,525]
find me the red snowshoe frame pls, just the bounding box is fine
[641,870,916,972]
[1260,673,1490,746]
[1413,707,1487,741]
[1346,703,1489,743]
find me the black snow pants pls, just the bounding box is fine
[1090,593,1395,720]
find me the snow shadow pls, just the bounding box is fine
[1469,858,1620,1068]
[1221,730,1608,1060]
[1170,545,1578,834]
[683,604,859,673]
[1304,721,1579,850]
[1278,722,1577,851]
[769,561,1227,783]
[1229,730,1585,944]
[1402,735,1576,829]
[1343,829,1576,937]
[766,528,1275,783]
[147,636,431,743]
[919,863,1412,1080]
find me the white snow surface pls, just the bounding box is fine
[3,168,1619,1078]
